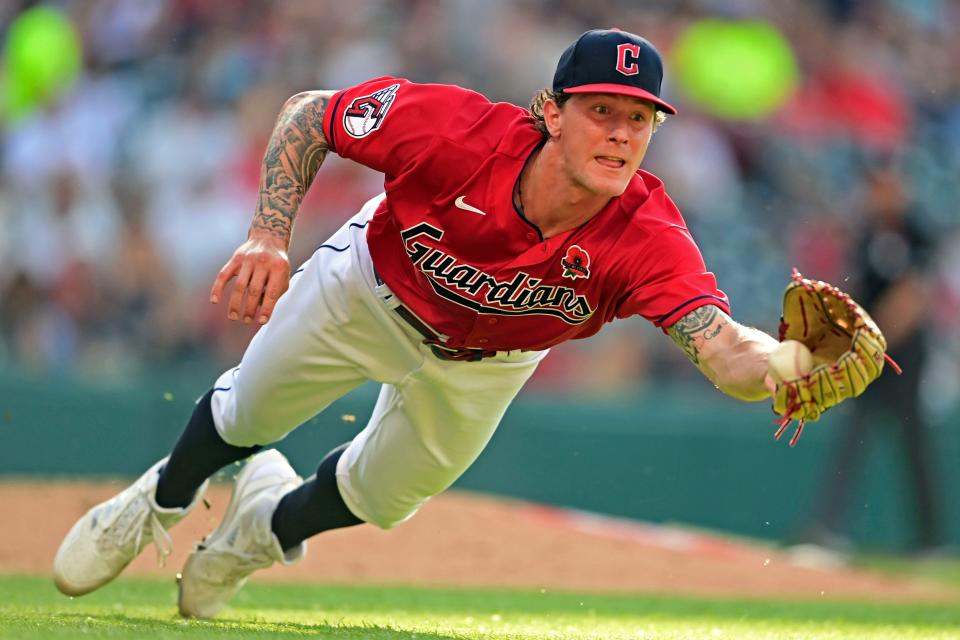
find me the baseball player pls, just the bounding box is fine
[52,29,878,619]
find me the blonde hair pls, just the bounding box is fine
[528,87,667,136]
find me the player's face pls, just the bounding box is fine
[552,94,656,197]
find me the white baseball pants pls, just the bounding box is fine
[209,194,547,529]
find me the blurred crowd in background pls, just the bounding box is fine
[1,0,959,418]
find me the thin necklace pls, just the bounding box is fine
[515,140,544,218]
[516,173,525,215]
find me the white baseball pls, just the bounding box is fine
[768,340,814,383]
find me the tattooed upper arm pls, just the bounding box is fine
[252,90,336,240]
[666,305,729,367]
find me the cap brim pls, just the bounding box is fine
[563,83,677,114]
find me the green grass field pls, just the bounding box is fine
[1,575,958,640]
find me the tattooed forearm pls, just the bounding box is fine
[667,305,726,366]
[666,304,780,401]
[251,91,334,242]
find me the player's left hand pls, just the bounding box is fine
[771,270,899,446]
[209,232,291,325]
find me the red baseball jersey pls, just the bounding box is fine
[323,77,729,351]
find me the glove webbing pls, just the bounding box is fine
[773,269,902,447]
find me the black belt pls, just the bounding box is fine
[374,269,497,362]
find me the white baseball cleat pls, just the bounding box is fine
[177,449,305,619]
[53,457,208,596]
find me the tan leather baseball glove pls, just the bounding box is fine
[772,270,900,446]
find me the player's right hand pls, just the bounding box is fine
[210,233,290,325]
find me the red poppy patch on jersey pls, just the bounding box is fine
[561,245,591,280]
[343,83,400,138]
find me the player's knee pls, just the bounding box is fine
[360,502,420,530]
[217,422,265,448]
[340,484,425,530]
[217,403,283,448]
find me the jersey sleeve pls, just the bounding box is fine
[323,76,476,177]
[616,225,730,329]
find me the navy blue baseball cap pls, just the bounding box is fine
[553,29,677,114]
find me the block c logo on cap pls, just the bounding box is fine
[616,43,641,76]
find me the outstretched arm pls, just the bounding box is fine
[667,305,779,401]
[210,90,337,325]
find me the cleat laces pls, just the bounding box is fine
[97,487,175,567]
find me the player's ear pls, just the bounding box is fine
[542,98,563,138]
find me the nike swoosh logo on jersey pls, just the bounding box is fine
[454,196,487,216]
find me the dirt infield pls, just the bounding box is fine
[4,481,955,601]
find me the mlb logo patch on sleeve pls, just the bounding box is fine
[343,83,400,138]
